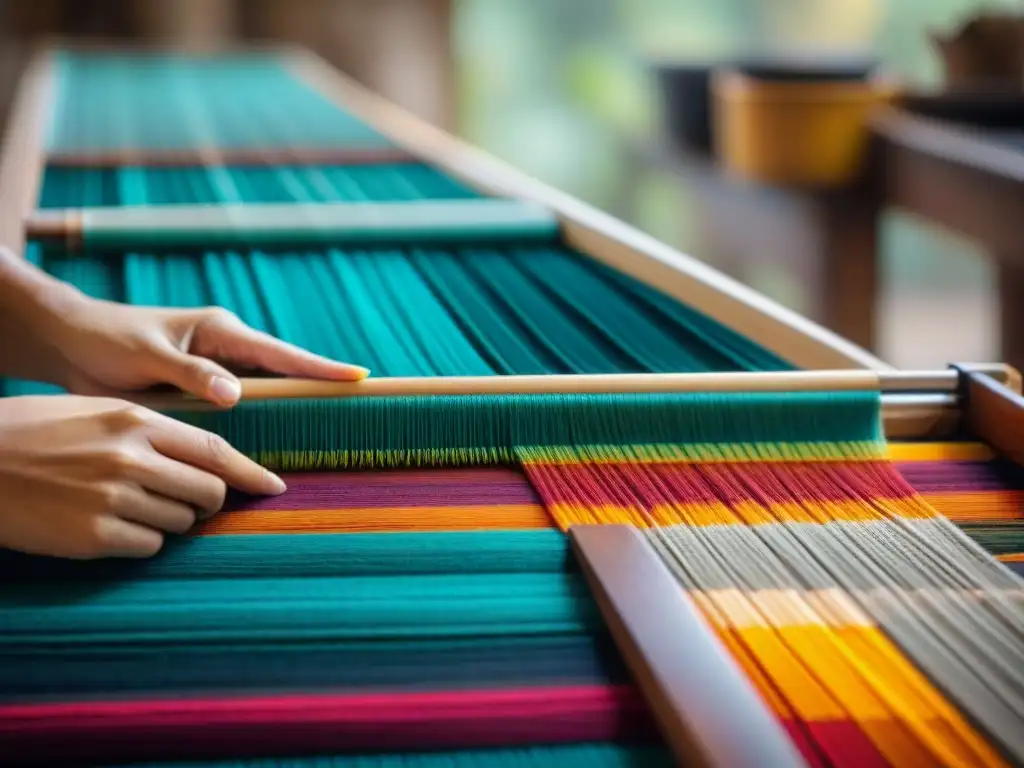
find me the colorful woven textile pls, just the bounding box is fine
[2,433,1022,766]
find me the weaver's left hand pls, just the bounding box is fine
[43,297,370,407]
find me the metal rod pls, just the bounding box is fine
[881,364,1018,392]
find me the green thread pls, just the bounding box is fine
[6,242,796,398]
[49,52,391,152]
[116,744,674,768]
[1,571,601,648]
[39,164,481,208]
[166,391,884,471]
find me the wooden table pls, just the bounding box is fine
[634,142,879,355]
[871,101,1024,372]
[648,98,1024,371]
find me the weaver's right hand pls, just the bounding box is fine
[0,395,285,559]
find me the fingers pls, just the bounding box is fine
[144,411,286,497]
[111,487,198,534]
[155,347,243,407]
[141,308,370,407]
[126,453,228,518]
[81,515,165,559]
[191,311,370,382]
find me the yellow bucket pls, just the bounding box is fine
[712,68,897,188]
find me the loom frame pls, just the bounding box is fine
[4,41,1024,768]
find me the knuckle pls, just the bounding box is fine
[199,478,228,516]
[102,404,149,433]
[166,506,198,534]
[137,535,164,558]
[204,306,236,324]
[76,515,164,560]
[101,447,142,476]
[93,482,126,512]
[75,518,113,559]
[202,432,232,467]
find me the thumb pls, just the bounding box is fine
[154,347,242,406]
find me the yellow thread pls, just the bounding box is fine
[712,587,1000,767]
[694,589,849,722]
[806,589,1009,768]
[885,442,995,462]
[201,504,553,535]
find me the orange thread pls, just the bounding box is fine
[199,504,553,535]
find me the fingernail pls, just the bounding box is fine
[350,366,371,379]
[267,473,287,495]
[210,376,242,404]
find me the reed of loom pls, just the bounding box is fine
[6,41,1024,768]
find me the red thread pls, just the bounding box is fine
[0,684,654,764]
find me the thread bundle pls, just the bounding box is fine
[48,53,392,153]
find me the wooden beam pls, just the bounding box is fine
[960,368,1024,468]
[0,49,53,255]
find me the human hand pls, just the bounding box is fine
[0,395,285,559]
[47,297,369,406]
[0,246,367,402]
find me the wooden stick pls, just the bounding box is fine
[25,199,558,250]
[285,49,892,372]
[0,50,54,255]
[570,525,808,768]
[135,370,884,410]
[44,147,418,169]
[131,368,1019,412]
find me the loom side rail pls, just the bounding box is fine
[958,367,1024,468]
[569,524,809,768]
[0,47,53,256]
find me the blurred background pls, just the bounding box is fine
[0,0,1021,369]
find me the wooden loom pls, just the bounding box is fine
[3,41,1024,768]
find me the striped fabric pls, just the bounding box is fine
[2,442,1021,765]
[212,446,1024,562]
[889,443,1024,563]
[517,441,1023,767]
